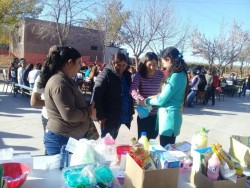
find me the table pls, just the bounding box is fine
[1,155,195,188]
[3,155,249,188]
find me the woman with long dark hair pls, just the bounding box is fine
[143,47,188,147]
[130,52,165,140]
[39,46,92,155]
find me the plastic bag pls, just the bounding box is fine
[136,105,152,119]
[94,134,117,164]
[219,160,237,183]
[70,139,95,166]
[63,163,114,188]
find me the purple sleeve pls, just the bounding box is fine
[129,73,145,101]
[189,76,199,88]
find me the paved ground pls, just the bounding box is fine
[0,84,250,156]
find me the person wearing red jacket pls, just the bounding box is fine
[210,71,220,106]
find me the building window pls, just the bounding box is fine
[18,36,21,43]
[91,46,97,50]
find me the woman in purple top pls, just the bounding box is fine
[130,52,165,139]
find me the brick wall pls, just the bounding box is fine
[10,18,104,64]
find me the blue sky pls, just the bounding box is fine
[120,0,250,62]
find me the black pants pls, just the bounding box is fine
[101,119,121,139]
[160,134,176,147]
[210,86,216,105]
[137,114,158,140]
[205,87,211,104]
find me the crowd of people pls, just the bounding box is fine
[8,58,42,90]
[6,45,250,155]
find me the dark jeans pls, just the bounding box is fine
[137,114,158,140]
[205,86,215,105]
[160,134,176,147]
[242,85,248,96]
[101,119,121,139]
[44,130,69,155]
[205,86,211,104]
[210,86,216,105]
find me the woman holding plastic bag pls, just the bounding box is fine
[142,47,188,147]
[130,52,165,140]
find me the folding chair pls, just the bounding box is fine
[195,91,206,107]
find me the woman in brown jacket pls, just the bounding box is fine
[39,46,92,155]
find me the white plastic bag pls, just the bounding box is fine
[70,139,95,166]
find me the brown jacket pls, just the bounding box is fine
[45,71,90,139]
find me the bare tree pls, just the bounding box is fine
[216,22,249,74]
[120,0,166,68]
[33,0,96,46]
[83,0,130,47]
[238,43,250,77]
[190,29,217,70]
[149,4,192,56]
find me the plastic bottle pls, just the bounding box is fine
[131,138,155,170]
[60,145,69,170]
[207,153,220,181]
[196,128,208,148]
[138,132,149,151]
[103,133,116,145]
[102,133,116,162]
[191,128,208,156]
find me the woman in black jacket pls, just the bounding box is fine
[92,52,134,139]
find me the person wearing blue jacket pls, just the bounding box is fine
[143,47,188,147]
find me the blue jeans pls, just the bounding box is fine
[187,90,197,107]
[101,119,121,139]
[44,130,69,155]
[242,85,248,96]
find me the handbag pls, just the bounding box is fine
[85,119,100,140]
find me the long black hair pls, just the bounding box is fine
[138,52,158,78]
[38,46,81,88]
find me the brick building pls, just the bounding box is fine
[9,18,104,65]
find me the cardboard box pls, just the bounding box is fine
[191,169,247,188]
[230,136,250,167]
[124,154,179,188]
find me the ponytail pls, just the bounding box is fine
[38,46,81,88]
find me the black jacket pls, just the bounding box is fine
[92,64,134,126]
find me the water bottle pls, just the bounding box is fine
[207,153,220,181]
[60,145,69,170]
[138,132,149,151]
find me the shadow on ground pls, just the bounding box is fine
[0,93,41,116]
[0,131,38,152]
[184,95,250,116]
